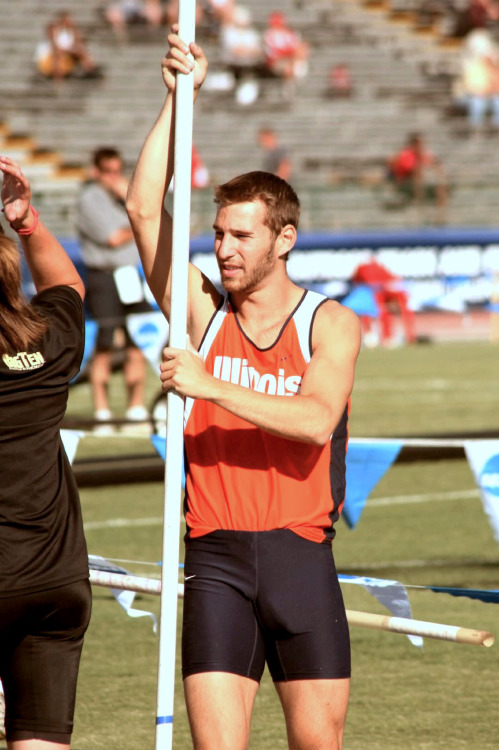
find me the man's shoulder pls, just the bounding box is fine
[78,181,108,205]
[314,298,361,337]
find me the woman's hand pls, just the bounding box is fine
[0,155,32,229]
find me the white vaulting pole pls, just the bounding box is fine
[89,571,495,648]
[155,1,196,747]
[345,609,495,647]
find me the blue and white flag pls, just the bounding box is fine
[339,573,422,647]
[464,440,499,544]
[127,312,170,370]
[61,429,82,464]
[343,440,403,528]
[89,555,157,632]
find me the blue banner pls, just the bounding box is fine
[343,441,403,528]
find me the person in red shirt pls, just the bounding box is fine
[191,144,210,189]
[326,63,353,98]
[126,28,361,750]
[352,259,416,346]
[387,133,448,221]
[262,12,309,88]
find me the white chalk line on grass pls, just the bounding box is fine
[368,488,479,508]
[84,516,163,531]
[83,489,481,533]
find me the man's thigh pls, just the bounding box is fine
[182,531,266,682]
[275,677,350,750]
[184,671,259,750]
[256,531,351,682]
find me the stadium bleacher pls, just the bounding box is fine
[1,0,499,236]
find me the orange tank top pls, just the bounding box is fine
[183,290,349,543]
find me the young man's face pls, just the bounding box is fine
[213,200,279,294]
[95,157,123,189]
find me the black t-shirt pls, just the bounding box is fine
[0,285,89,597]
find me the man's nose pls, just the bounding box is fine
[216,235,235,259]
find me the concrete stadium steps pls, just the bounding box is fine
[0,0,498,234]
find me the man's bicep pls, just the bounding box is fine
[301,346,356,412]
[301,305,361,421]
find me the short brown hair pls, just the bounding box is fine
[92,147,122,170]
[214,171,300,238]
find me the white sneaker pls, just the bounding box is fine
[93,409,115,436]
[122,405,151,435]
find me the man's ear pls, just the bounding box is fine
[276,224,297,259]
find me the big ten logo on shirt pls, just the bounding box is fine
[2,351,46,372]
[213,356,301,395]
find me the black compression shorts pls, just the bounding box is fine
[182,529,351,683]
[85,267,151,350]
[0,579,92,744]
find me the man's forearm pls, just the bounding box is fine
[197,374,342,446]
[218,380,341,446]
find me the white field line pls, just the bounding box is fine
[368,488,479,507]
[84,516,163,531]
[83,489,480,532]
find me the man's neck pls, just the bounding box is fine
[230,279,304,348]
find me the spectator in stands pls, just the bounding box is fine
[76,147,151,433]
[167,144,210,197]
[257,127,292,181]
[325,62,353,98]
[191,144,210,189]
[450,0,499,38]
[262,11,309,97]
[35,11,102,81]
[352,258,416,347]
[169,0,235,38]
[103,0,164,41]
[457,29,499,131]
[220,5,263,105]
[164,1,207,34]
[386,133,448,222]
[205,0,236,27]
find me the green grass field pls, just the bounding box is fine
[32,342,499,749]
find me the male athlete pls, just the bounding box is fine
[126,28,361,750]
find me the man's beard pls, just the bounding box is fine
[220,241,276,293]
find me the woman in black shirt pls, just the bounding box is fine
[0,155,91,748]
